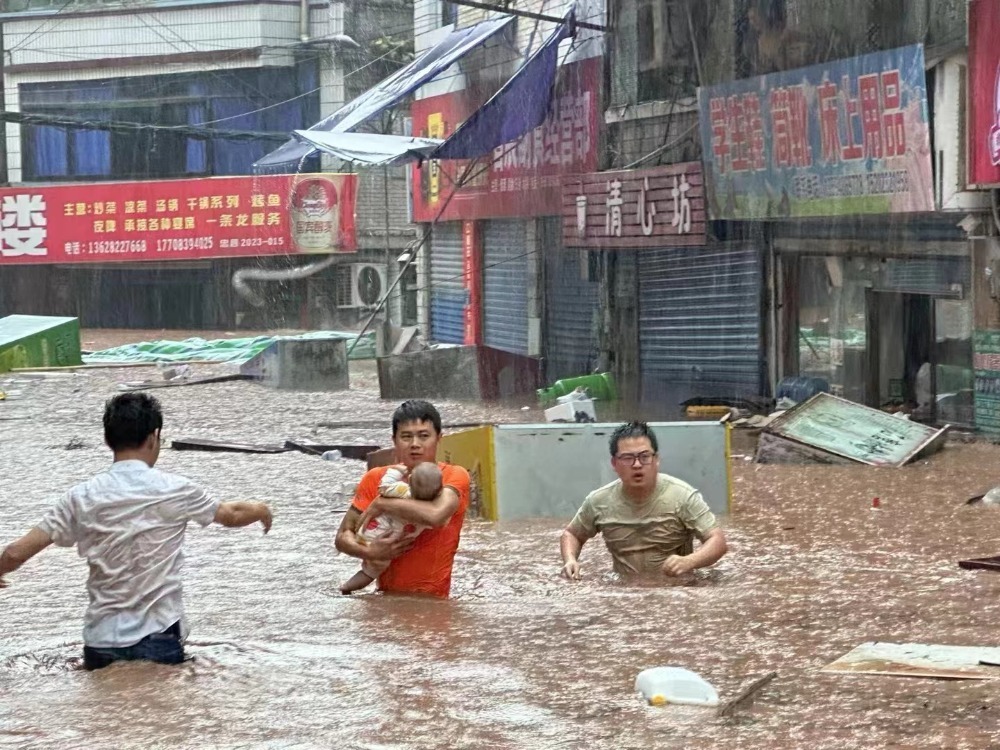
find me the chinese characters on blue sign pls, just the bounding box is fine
[697,45,934,220]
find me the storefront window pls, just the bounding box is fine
[795,254,973,425]
[797,256,869,403]
[934,298,974,426]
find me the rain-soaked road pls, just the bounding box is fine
[4,332,1000,749]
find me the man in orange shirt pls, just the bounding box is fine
[335,400,470,597]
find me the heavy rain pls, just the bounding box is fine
[3,0,1000,748]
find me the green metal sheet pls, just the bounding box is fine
[0,315,82,372]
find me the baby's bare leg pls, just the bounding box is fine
[340,570,376,594]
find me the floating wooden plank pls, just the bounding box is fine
[958,555,1000,572]
[14,360,203,372]
[119,374,249,391]
[317,420,489,430]
[717,672,777,717]
[762,392,949,467]
[283,440,381,461]
[171,438,290,454]
[821,642,1000,680]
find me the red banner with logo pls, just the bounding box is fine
[411,56,601,222]
[970,0,1000,188]
[0,173,357,265]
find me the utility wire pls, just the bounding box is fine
[0,110,286,141]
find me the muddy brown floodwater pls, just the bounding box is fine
[4,331,1000,749]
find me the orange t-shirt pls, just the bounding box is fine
[351,463,470,598]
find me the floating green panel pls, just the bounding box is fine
[0,315,82,372]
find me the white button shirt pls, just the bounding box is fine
[38,460,219,648]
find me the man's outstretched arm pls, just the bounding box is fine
[0,528,53,587]
[214,502,272,533]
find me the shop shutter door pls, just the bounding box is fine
[429,223,465,344]
[545,247,599,381]
[483,219,529,355]
[639,245,762,410]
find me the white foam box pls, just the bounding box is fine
[544,399,597,423]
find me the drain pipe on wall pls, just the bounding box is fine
[300,0,309,42]
[232,255,339,308]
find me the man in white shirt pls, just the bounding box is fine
[0,392,272,670]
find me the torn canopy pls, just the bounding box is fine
[283,7,577,168]
[291,131,443,167]
[253,15,514,173]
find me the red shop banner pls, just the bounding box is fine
[0,173,357,265]
[411,56,601,223]
[969,0,1000,188]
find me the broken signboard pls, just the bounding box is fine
[756,392,949,467]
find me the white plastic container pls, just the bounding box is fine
[634,667,719,707]
[544,399,597,423]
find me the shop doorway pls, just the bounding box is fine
[866,290,973,424]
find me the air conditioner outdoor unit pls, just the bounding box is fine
[344,262,387,308]
[933,54,991,212]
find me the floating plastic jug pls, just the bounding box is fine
[634,667,719,707]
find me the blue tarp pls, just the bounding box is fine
[254,16,514,173]
[432,8,574,159]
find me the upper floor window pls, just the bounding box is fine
[20,65,319,181]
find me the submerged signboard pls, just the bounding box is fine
[697,45,934,219]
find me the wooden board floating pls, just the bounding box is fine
[119,374,249,391]
[822,642,1000,680]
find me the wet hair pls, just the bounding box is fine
[409,462,443,501]
[104,392,163,451]
[392,399,442,436]
[608,421,659,457]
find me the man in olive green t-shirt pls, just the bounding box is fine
[560,421,729,580]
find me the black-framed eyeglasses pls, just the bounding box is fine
[614,452,656,466]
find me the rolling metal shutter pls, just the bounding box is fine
[483,219,529,355]
[639,244,763,410]
[429,223,465,344]
[545,247,599,381]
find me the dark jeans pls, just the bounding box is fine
[83,621,184,671]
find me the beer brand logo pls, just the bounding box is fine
[291,179,338,217]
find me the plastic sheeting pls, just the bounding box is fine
[253,15,514,173]
[291,131,443,167]
[83,331,377,365]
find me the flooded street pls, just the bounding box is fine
[4,333,1000,749]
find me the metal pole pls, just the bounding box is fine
[0,25,9,186]
[442,0,607,31]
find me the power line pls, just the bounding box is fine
[6,0,76,54]
[0,110,286,141]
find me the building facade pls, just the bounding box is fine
[0,0,417,329]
